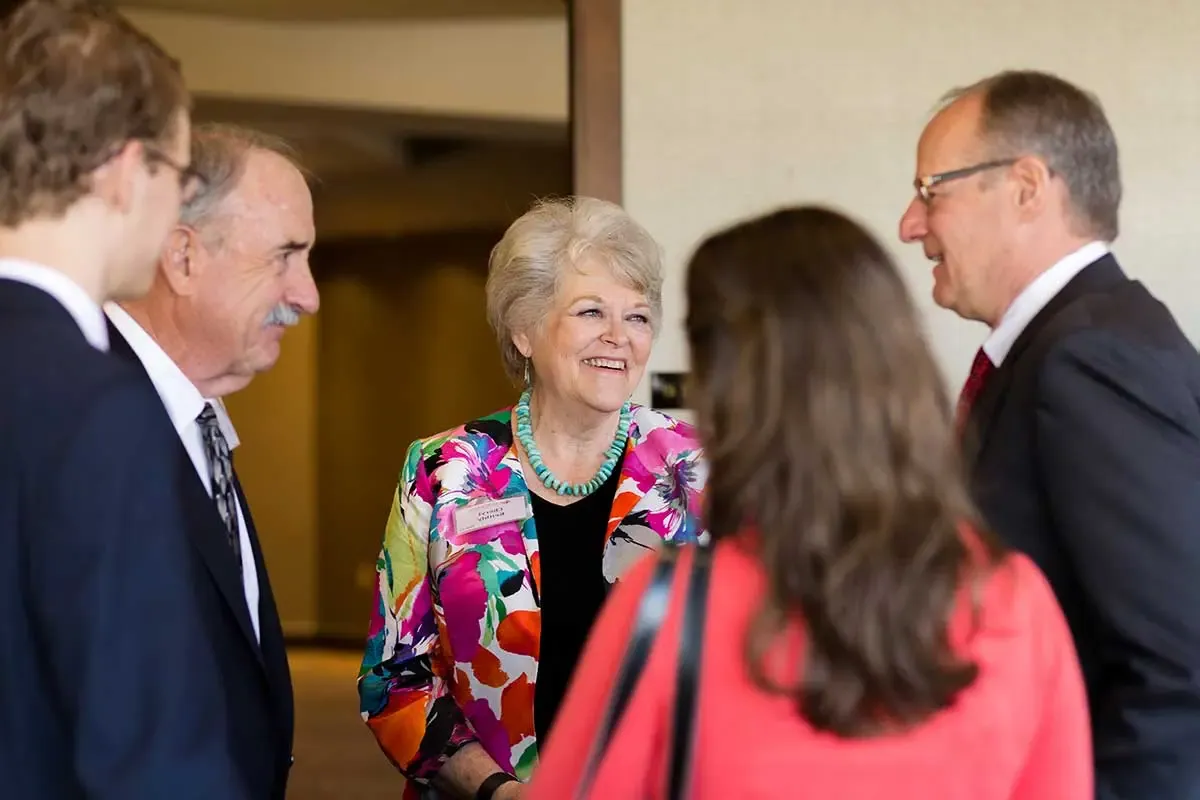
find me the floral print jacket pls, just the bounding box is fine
[357,404,706,794]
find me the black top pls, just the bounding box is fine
[530,454,625,745]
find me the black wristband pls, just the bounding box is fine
[475,771,518,800]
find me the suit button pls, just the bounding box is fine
[289,755,295,766]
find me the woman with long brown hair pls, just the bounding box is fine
[526,206,1090,799]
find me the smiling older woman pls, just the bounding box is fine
[357,196,707,800]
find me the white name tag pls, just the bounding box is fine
[453,497,530,535]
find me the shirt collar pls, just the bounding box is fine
[983,240,1110,366]
[0,258,108,351]
[103,301,239,447]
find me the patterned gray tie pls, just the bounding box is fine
[197,402,242,573]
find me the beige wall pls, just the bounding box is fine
[210,0,1200,637]
[622,0,1200,398]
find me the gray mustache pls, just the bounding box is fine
[265,304,301,327]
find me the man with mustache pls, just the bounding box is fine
[0,2,258,797]
[104,122,319,800]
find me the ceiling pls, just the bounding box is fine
[122,0,571,238]
[192,96,566,181]
[190,97,570,239]
[118,0,564,21]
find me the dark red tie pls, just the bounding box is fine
[956,347,994,435]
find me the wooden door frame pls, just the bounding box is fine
[569,0,622,203]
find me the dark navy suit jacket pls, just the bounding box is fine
[0,278,252,799]
[106,317,295,800]
[966,255,1200,800]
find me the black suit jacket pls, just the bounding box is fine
[966,254,1200,800]
[0,279,251,799]
[106,319,295,800]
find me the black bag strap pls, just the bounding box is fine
[667,544,712,799]
[574,548,677,798]
[573,543,712,800]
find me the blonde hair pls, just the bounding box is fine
[485,195,664,383]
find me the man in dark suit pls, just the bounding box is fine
[900,69,1200,799]
[0,2,252,798]
[103,122,319,800]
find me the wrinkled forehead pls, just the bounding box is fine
[223,150,315,240]
[562,253,652,302]
[916,94,988,174]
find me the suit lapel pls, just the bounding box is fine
[601,406,707,581]
[106,318,265,664]
[606,406,706,537]
[234,475,294,734]
[427,412,542,606]
[468,414,543,603]
[965,254,1130,470]
[448,406,705,598]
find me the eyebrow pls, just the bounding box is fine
[570,294,651,309]
[276,240,310,256]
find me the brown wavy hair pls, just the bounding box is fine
[0,0,188,225]
[684,206,1002,737]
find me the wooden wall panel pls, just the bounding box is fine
[570,0,622,203]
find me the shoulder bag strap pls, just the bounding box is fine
[666,543,712,800]
[574,546,680,800]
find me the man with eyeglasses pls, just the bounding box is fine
[900,69,1200,799]
[0,1,251,798]
[98,122,318,800]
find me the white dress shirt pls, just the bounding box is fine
[0,258,109,351]
[982,240,1110,367]
[104,301,261,641]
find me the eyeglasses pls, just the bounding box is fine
[914,158,1017,202]
[142,143,206,201]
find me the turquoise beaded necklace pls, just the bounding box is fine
[514,388,632,497]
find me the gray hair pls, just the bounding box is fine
[939,70,1121,241]
[181,122,308,240]
[485,196,664,384]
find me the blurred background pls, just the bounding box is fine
[120,0,571,646]
[111,0,1200,796]
[116,1,572,795]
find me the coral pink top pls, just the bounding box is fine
[527,537,1091,800]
